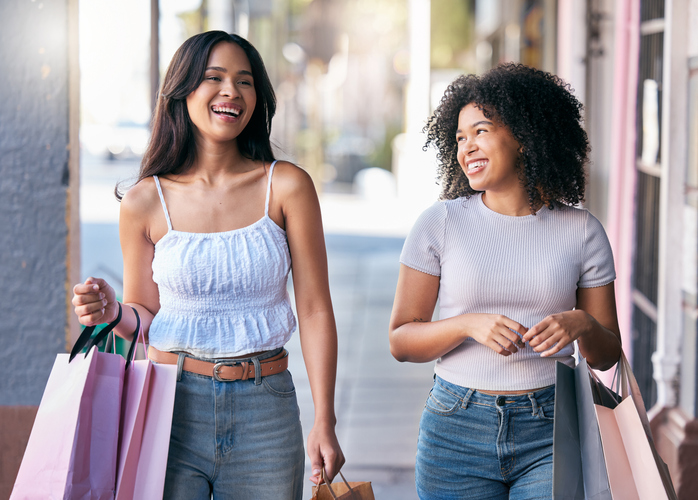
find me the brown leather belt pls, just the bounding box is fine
[148,346,288,382]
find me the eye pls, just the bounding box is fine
[206,76,221,82]
[476,128,487,134]
[238,80,253,86]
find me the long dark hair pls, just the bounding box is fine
[117,31,276,200]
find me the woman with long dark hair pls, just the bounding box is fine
[389,64,621,499]
[73,31,344,499]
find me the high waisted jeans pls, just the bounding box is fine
[162,348,305,500]
[416,376,555,500]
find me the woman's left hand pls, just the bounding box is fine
[307,422,345,485]
[522,309,593,357]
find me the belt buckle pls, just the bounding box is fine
[212,360,239,382]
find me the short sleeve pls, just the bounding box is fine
[578,211,616,288]
[400,202,446,276]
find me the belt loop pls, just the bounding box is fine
[462,388,474,410]
[528,392,539,417]
[176,353,186,382]
[251,357,262,385]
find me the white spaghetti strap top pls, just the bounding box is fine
[152,175,173,231]
[153,160,278,231]
[148,160,296,359]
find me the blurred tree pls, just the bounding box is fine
[431,0,474,69]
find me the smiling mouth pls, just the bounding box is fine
[467,160,487,174]
[211,105,241,118]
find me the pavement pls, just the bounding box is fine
[80,154,435,499]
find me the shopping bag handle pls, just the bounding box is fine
[69,303,122,362]
[91,305,142,370]
[321,468,356,500]
[123,308,144,370]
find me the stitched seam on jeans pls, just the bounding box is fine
[434,379,462,400]
[500,416,515,478]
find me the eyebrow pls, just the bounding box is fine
[456,120,494,133]
[205,66,253,77]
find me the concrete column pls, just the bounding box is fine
[0,0,79,496]
[395,0,440,210]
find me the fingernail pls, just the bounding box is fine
[99,293,105,299]
[313,469,321,475]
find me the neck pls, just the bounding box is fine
[481,189,533,216]
[190,135,251,180]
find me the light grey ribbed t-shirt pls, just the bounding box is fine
[400,193,616,391]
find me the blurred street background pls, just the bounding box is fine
[3,0,698,498]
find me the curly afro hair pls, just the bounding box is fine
[424,63,589,211]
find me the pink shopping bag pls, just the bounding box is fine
[593,352,677,500]
[11,347,125,500]
[115,313,177,500]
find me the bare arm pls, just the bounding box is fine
[389,265,527,363]
[276,163,344,484]
[72,179,162,342]
[522,282,621,371]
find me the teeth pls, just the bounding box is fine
[468,160,487,170]
[212,106,240,117]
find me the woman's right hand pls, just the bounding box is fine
[72,277,119,326]
[461,313,528,356]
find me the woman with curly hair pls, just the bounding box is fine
[389,63,621,499]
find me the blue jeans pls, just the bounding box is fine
[416,376,555,500]
[162,349,305,499]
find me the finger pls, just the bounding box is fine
[78,308,106,326]
[487,338,513,356]
[309,454,324,485]
[523,320,548,342]
[320,450,339,482]
[503,319,529,338]
[72,291,105,307]
[73,283,101,296]
[533,333,561,353]
[75,298,108,318]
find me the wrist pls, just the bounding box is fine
[312,415,337,429]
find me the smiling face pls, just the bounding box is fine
[185,41,257,145]
[456,103,522,196]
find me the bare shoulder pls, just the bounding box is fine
[119,176,170,244]
[120,176,161,219]
[270,161,315,196]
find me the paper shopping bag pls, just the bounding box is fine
[552,362,584,500]
[129,361,177,499]
[574,357,616,500]
[114,356,152,500]
[11,347,125,500]
[115,312,177,500]
[593,352,677,500]
[311,470,375,500]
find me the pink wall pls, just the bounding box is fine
[606,0,640,362]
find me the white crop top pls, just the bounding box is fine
[400,193,616,391]
[147,161,297,358]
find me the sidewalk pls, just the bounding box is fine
[287,235,434,499]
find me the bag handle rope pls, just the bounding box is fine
[321,468,356,499]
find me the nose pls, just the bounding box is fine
[219,80,239,98]
[461,136,477,155]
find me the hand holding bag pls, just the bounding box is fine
[311,469,375,500]
[11,310,126,500]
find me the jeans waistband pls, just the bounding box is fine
[435,375,555,414]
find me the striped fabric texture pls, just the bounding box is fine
[400,193,615,391]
